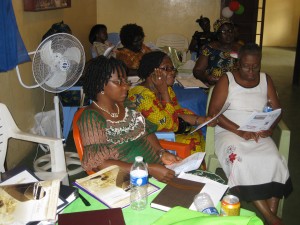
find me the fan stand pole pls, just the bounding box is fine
[54,96,62,139]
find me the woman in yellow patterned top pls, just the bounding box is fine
[128,51,215,155]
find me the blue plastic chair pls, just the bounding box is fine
[108,32,120,46]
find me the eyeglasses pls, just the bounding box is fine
[109,79,132,86]
[240,65,261,72]
[159,66,178,73]
[219,29,234,34]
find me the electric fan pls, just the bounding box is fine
[15,33,85,176]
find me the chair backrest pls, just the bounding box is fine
[156,34,189,62]
[72,107,94,175]
[108,32,120,46]
[156,34,189,52]
[0,103,22,172]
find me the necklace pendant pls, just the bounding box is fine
[110,113,118,118]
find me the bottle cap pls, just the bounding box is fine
[135,156,143,162]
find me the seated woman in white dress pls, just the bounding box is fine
[208,43,292,225]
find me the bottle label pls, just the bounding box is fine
[202,207,219,215]
[130,170,148,186]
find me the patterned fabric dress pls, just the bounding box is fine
[128,86,205,154]
[200,44,238,80]
[115,44,151,70]
[215,72,293,201]
[77,106,161,172]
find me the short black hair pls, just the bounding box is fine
[42,21,71,41]
[88,24,107,44]
[238,43,262,59]
[83,56,127,101]
[138,51,167,80]
[119,23,145,47]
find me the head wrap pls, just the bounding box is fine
[213,18,233,32]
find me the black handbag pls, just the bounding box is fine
[175,117,192,134]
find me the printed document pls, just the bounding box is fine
[166,152,205,175]
[238,108,281,132]
[190,102,230,134]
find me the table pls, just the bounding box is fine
[63,179,257,225]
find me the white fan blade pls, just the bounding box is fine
[40,40,54,66]
[45,70,67,88]
[63,47,81,64]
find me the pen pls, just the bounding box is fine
[78,193,91,206]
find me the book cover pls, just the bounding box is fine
[0,179,60,224]
[57,185,79,213]
[74,165,160,209]
[58,208,125,225]
[150,177,205,212]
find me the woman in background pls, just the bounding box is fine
[88,24,113,58]
[193,18,242,86]
[78,56,180,183]
[189,15,214,59]
[115,23,151,76]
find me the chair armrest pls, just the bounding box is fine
[12,131,67,173]
[272,120,290,162]
[159,140,191,159]
[204,126,215,164]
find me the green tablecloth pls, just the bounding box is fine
[62,178,262,225]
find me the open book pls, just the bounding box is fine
[74,165,159,209]
[238,108,282,132]
[0,178,60,224]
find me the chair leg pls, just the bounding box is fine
[277,198,284,218]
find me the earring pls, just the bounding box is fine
[101,91,104,94]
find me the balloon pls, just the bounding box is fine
[222,7,234,18]
[235,4,245,15]
[229,1,240,12]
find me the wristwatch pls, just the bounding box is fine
[158,149,167,158]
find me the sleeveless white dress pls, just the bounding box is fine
[215,72,292,201]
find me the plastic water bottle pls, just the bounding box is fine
[130,156,148,210]
[193,192,219,215]
[263,99,273,112]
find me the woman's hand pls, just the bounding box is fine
[152,68,168,95]
[205,116,217,127]
[148,164,175,183]
[161,152,182,165]
[237,130,259,142]
[257,129,273,138]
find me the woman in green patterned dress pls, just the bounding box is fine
[77,56,181,183]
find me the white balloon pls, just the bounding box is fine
[222,7,234,18]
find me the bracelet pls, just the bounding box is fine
[157,149,167,158]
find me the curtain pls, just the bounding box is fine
[0,0,30,72]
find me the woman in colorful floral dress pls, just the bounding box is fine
[129,51,215,155]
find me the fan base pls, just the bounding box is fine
[34,152,83,176]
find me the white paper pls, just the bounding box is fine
[190,102,230,134]
[165,152,205,175]
[176,73,208,89]
[177,173,228,209]
[238,108,281,132]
